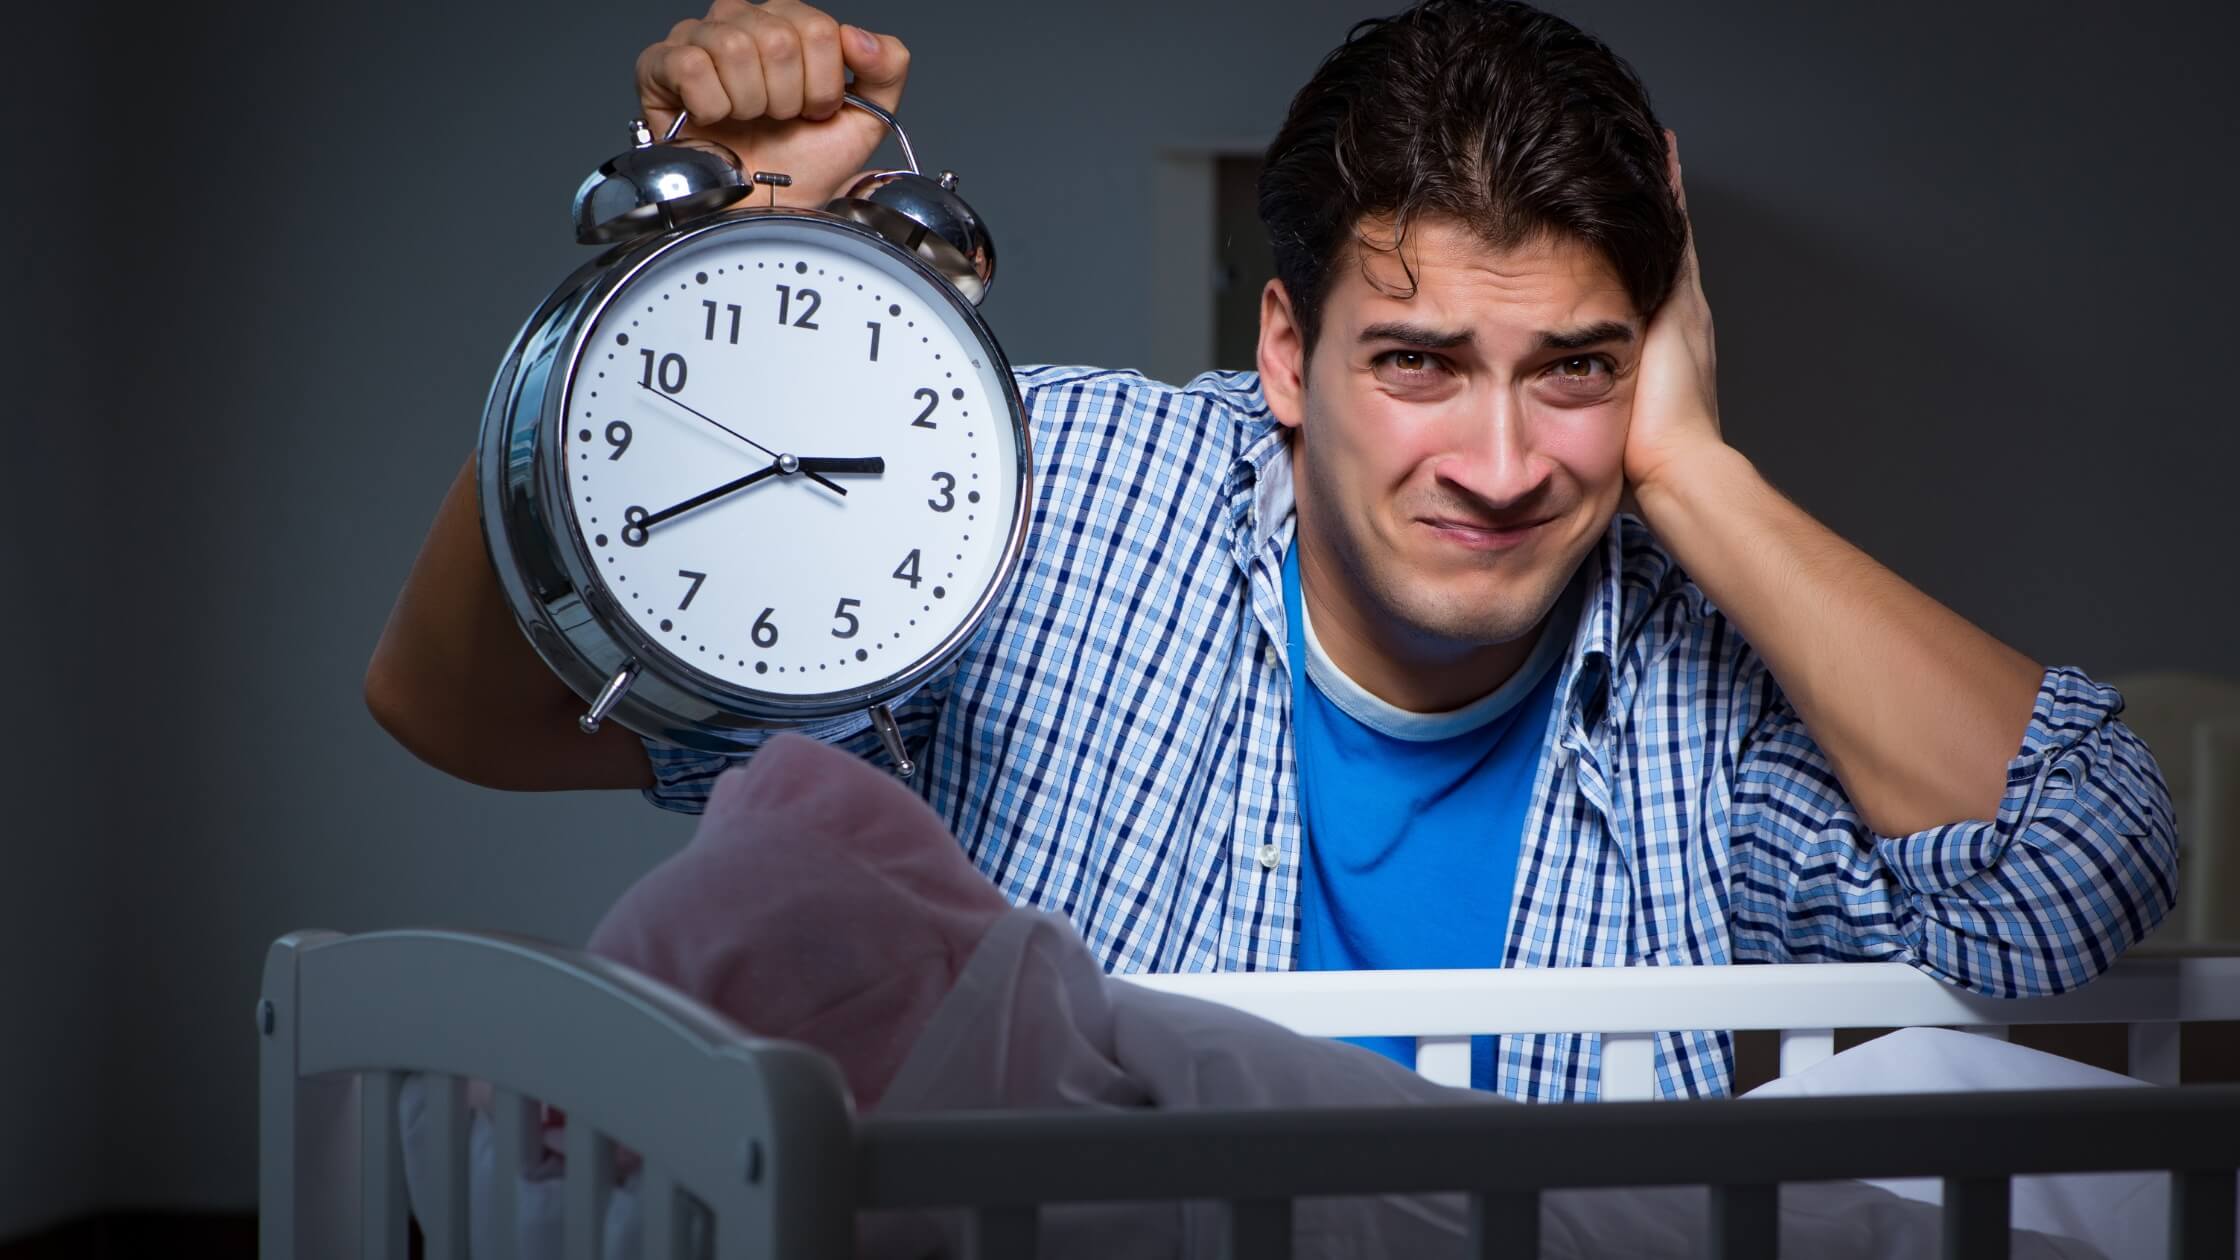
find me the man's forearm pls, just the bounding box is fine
[1632,442,2045,836]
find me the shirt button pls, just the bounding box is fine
[1257,843,1280,870]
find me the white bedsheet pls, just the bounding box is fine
[402,910,2143,1258]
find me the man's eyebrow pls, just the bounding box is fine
[1356,320,1638,352]
[1358,321,1473,350]
[1537,321,1637,351]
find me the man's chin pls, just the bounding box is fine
[1380,573,1567,649]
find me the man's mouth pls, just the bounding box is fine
[1417,513,1554,550]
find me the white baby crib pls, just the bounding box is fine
[258,929,2240,1260]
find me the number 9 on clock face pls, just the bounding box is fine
[558,216,1026,706]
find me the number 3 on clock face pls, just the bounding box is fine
[557,215,1026,706]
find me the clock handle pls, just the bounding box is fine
[869,703,916,780]
[666,94,920,173]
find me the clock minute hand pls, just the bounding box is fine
[636,383,846,495]
[636,462,782,533]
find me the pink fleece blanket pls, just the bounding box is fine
[586,733,1008,1111]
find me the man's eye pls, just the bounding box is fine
[1544,355,1616,388]
[1379,351,1440,374]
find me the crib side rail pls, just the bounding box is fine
[257,929,858,1260]
[1122,956,2240,1094]
[1116,955,2240,1037]
[856,1086,2240,1260]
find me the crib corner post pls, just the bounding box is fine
[259,930,352,1260]
[713,1041,859,1260]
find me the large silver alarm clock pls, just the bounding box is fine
[478,97,1030,777]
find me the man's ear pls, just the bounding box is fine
[1257,278,1308,432]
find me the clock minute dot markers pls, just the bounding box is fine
[855,649,868,662]
[756,662,768,674]
[795,261,807,274]
[888,304,900,316]
[616,333,629,345]
[660,619,673,632]
[695,272,708,284]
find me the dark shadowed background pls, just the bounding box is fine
[5,0,2235,1235]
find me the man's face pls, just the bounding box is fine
[1259,217,1640,700]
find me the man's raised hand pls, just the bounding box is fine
[634,0,910,210]
[1622,129,1726,499]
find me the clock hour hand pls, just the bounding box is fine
[787,456,885,478]
[636,383,846,495]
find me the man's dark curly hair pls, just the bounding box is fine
[1258,0,1686,354]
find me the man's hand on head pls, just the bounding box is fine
[1623,131,1728,500]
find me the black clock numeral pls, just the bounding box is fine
[621,506,650,548]
[911,387,939,430]
[752,607,779,648]
[604,420,632,460]
[702,300,742,344]
[893,549,923,589]
[676,569,707,611]
[638,349,687,393]
[830,597,862,639]
[865,320,881,361]
[928,472,956,512]
[774,284,821,329]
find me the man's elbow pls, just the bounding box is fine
[363,657,502,789]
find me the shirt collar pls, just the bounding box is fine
[1224,374,1624,737]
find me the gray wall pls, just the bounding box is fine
[11,0,2232,1225]
[0,2,109,1237]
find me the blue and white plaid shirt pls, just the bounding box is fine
[645,366,2179,1100]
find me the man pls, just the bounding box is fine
[366,0,2176,1100]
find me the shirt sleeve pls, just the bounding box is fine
[639,671,953,814]
[1726,665,2178,996]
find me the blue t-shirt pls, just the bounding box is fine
[1284,538,1575,1086]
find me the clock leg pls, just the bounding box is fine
[579,662,640,734]
[869,704,916,780]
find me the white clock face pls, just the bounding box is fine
[558,216,1022,703]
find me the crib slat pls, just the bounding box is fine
[1776,1028,1834,1078]
[2130,1020,2181,1085]
[422,1076,472,1260]
[1600,1032,1657,1100]
[360,1071,410,1260]
[2171,1170,2238,1260]
[488,1090,539,1260]
[1467,1191,1537,1258]
[1219,1197,1292,1260]
[967,1203,1038,1259]
[1940,1176,2009,1259]
[563,1121,616,1260]
[1710,1183,1776,1260]
[641,1167,684,1260]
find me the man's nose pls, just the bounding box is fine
[1436,388,1549,510]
